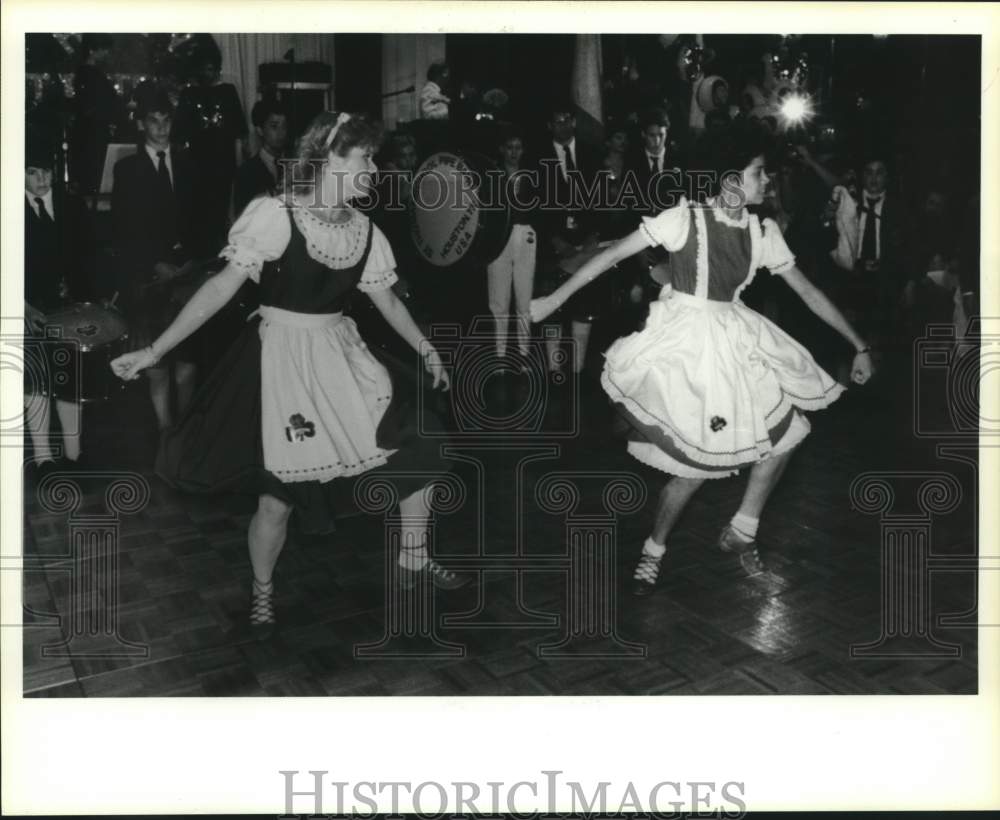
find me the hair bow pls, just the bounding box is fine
[323,112,352,150]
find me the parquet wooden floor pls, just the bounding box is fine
[20,337,980,697]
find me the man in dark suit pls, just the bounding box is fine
[630,107,684,218]
[23,135,97,474]
[627,107,686,305]
[856,158,903,271]
[112,88,207,435]
[854,155,905,350]
[532,102,605,378]
[232,98,289,216]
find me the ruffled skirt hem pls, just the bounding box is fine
[600,293,844,475]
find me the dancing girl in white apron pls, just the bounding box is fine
[531,121,875,595]
[113,112,470,637]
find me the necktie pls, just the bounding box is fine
[860,197,878,262]
[35,197,53,227]
[650,156,660,174]
[563,144,576,174]
[157,150,172,192]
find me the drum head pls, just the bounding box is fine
[46,303,129,351]
[410,152,511,268]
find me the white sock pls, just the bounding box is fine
[730,512,759,541]
[24,393,54,464]
[642,536,667,558]
[398,547,429,570]
[397,526,430,570]
[55,400,81,461]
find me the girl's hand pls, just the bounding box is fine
[423,347,450,391]
[851,351,874,385]
[111,347,158,381]
[530,296,560,324]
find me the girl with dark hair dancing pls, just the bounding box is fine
[112,111,469,635]
[531,122,874,595]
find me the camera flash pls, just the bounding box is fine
[780,94,811,124]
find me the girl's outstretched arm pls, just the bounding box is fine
[368,285,450,391]
[778,264,874,385]
[111,264,249,381]
[530,229,649,323]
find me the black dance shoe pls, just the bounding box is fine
[398,559,473,590]
[630,550,665,596]
[717,526,766,577]
[249,578,276,639]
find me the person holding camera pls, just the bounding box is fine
[111,112,470,637]
[531,122,874,595]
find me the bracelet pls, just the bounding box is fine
[856,345,872,355]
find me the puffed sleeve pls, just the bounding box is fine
[759,217,796,274]
[218,197,291,283]
[639,197,691,251]
[357,223,400,292]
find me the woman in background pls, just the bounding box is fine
[486,126,537,368]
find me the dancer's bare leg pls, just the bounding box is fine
[397,483,433,570]
[651,476,705,545]
[247,493,292,626]
[633,475,705,594]
[735,448,796,522]
[397,482,468,589]
[718,446,797,576]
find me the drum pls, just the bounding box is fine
[410,151,511,268]
[44,302,129,403]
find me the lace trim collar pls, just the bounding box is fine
[706,198,749,229]
[282,196,369,269]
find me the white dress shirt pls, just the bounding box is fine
[645,151,667,174]
[145,143,174,187]
[25,190,54,220]
[856,192,885,261]
[554,138,577,178]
